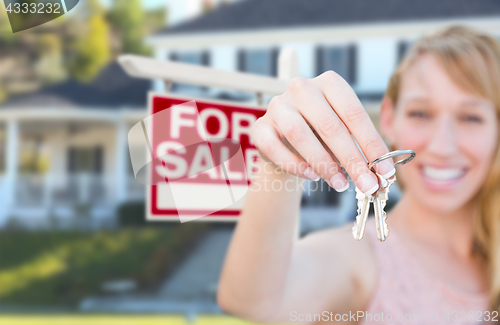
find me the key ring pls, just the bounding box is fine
[368,149,416,170]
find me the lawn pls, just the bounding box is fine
[0,223,207,306]
[0,315,259,325]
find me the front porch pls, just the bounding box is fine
[0,108,147,229]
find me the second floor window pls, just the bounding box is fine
[169,51,210,92]
[316,45,357,85]
[238,49,279,76]
[172,52,210,66]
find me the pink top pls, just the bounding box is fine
[359,217,491,325]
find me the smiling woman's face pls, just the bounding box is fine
[382,53,499,213]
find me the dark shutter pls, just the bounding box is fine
[201,50,210,66]
[237,49,246,72]
[397,41,409,63]
[94,146,103,174]
[347,44,357,85]
[169,52,178,91]
[315,46,324,76]
[270,47,279,77]
[200,51,210,91]
[67,147,76,173]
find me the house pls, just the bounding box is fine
[0,63,150,228]
[146,0,500,230]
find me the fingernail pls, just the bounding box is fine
[377,160,396,179]
[330,173,349,192]
[304,167,320,181]
[357,173,379,196]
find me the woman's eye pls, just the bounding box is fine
[460,115,483,123]
[407,110,430,119]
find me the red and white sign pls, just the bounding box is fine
[145,93,266,222]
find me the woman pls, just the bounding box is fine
[217,26,500,324]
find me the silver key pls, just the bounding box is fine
[373,172,397,241]
[373,172,390,241]
[352,149,416,242]
[379,174,396,212]
[352,172,396,242]
[352,187,372,240]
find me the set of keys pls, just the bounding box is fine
[352,149,415,242]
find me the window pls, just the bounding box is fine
[19,135,49,174]
[67,146,103,174]
[169,51,210,92]
[316,45,357,84]
[237,48,279,76]
[172,52,210,66]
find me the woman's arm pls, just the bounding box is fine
[217,71,390,323]
[217,156,305,322]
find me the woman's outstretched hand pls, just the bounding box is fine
[252,71,395,195]
[218,71,382,323]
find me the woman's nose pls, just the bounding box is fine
[426,116,459,157]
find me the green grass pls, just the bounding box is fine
[0,315,260,325]
[0,224,207,306]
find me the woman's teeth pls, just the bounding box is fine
[422,166,465,181]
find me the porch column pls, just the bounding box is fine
[2,119,19,225]
[115,119,128,203]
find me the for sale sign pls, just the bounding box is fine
[129,93,265,222]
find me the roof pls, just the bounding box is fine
[1,61,150,109]
[157,0,500,36]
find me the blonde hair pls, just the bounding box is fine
[385,25,500,311]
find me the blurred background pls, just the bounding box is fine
[0,0,500,324]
